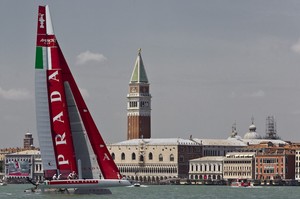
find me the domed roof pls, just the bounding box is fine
[244,131,261,139]
[249,124,256,131]
[243,118,261,139]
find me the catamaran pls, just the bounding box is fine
[32,5,130,194]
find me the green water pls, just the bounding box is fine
[1,184,300,199]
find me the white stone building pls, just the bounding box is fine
[189,156,224,181]
[107,138,202,183]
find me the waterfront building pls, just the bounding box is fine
[107,138,202,183]
[5,149,43,183]
[0,150,9,178]
[0,147,30,177]
[191,137,285,158]
[127,49,151,140]
[189,156,224,182]
[223,152,255,181]
[295,148,300,181]
[245,142,295,181]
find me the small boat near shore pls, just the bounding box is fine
[0,177,8,186]
[133,182,141,187]
[0,182,7,186]
[231,179,251,187]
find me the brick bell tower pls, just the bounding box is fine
[127,49,151,140]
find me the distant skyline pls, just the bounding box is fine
[1,1,300,147]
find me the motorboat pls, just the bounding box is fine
[133,182,141,187]
[231,179,251,187]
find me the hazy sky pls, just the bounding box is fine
[1,1,300,147]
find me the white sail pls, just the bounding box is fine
[35,61,57,172]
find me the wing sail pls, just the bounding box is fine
[35,5,78,178]
[35,5,121,179]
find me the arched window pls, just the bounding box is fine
[121,153,125,160]
[111,153,115,160]
[159,154,163,162]
[170,154,174,161]
[132,153,136,160]
[140,155,144,162]
[149,152,153,160]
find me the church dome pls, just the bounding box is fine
[243,120,261,139]
[244,131,261,139]
[249,124,256,131]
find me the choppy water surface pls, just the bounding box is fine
[1,184,300,199]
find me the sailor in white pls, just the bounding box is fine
[67,171,78,180]
[67,173,73,180]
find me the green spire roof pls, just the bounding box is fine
[130,49,148,83]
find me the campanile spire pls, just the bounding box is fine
[127,49,151,140]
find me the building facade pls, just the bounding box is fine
[5,149,43,183]
[296,149,300,181]
[127,49,151,140]
[189,156,224,182]
[194,138,247,157]
[108,138,202,184]
[223,152,255,181]
[254,143,295,180]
